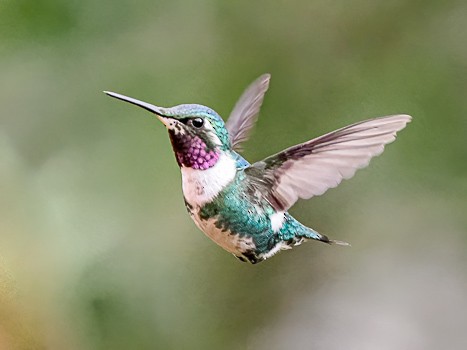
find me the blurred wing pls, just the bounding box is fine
[245,115,412,211]
[226,74,271,152]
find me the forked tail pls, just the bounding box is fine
[303,226,351,246]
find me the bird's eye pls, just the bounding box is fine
[190,118,204,128]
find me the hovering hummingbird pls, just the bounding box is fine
[104,74,411,264]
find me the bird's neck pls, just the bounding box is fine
[181,151,237,207]
[169,130,221,170]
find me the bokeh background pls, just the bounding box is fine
[1,0,466,349]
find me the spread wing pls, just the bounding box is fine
[245,115,412,211]
[226,74,271,152]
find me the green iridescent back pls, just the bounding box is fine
[198,168,319,255]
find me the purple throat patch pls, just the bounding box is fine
[174,134,220,170]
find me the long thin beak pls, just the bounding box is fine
[103,91,166,116]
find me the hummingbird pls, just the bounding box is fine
[104,74,411,264]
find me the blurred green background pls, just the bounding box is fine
[1,0,466,349]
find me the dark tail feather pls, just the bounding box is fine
[328,238,351,246]
[306,227,351,247]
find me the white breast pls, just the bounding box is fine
[181,152,237,207]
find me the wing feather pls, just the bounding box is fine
[226,74,271,151]
[245,115,412,211]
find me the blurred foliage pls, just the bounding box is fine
[0,0,466,349]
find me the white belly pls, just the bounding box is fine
[180,152,257,255]
[191,211,255,255]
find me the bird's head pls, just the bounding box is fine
[104,92,230,170]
